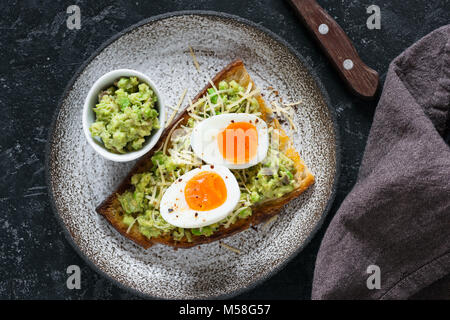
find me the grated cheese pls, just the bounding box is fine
[245,100,250,114]
[224,206,249,228]
[205,97,215,116]
[270,101,298,132]
[155,186,167,206]
[187,112,204,121]
[154,142,164,153]
[166,88,187,128]
[163,118,184,155]
[282,100,302,107]
[219,241,242,254]
[187,97,206,112]
[158,165,166,184]
[225,88,260,111]
[207,77,226,109]
[126,217,138,234]
[166,105,178,111]
[188,46,200,71]
[261,215,278,231]
[145,185,158,204]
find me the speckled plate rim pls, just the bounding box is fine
[45,10,341,300]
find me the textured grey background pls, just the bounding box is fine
[1,0,448,299]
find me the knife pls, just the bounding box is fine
[288,0,379,99]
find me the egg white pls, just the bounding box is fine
[160,165,240,229]
[190,113,269,169]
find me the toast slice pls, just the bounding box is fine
[96,60,314,249]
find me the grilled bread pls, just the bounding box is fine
[96,60,314,248]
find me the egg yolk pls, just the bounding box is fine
[184,171,227,211]
[217,121,258,164]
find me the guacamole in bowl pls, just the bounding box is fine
[82,69,165,162]
[90,76,160,154]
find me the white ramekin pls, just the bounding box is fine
[82,69,165,162]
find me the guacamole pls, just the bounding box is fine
[118,80,299,241]
[89,76,159,154]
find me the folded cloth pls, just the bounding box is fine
[312,25,450,300]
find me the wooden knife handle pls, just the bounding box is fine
[289,0,379,99]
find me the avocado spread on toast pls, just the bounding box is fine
[118,80,299,241]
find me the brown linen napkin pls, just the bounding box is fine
[312,25,450,300]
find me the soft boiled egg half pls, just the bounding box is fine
[190,113,269,169]
[160,164,240,228]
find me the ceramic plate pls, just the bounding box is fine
[46,11,339,299]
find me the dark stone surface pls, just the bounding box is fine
[0,0,448,299]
